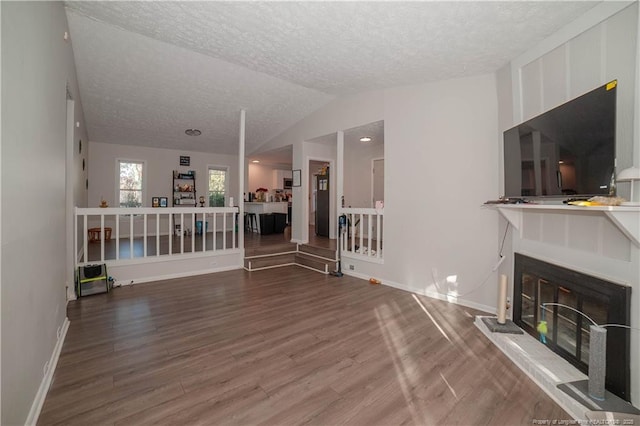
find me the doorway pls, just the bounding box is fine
[309,160,330,239]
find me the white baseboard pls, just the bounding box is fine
[25,317,70,426]
[343,270,495,314]
[66,286,77,302]
[114,264,242,287]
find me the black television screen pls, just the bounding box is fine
[504,81,616,198]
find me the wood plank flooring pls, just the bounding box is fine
[87,226,327,262]
[86,232,239,262]
[39,268,570,425]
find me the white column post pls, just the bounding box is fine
[238,109,246,253]
[336,131,345,247]
[633,3,640,200]
[337,131,344,215]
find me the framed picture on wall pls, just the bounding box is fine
[152,197,160,208]
[160,197,168,207]
[292,169,301,187]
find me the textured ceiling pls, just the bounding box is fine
[64,1,600,155]
[247,145,293,169]
[345,121,384,148]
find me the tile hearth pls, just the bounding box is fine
[475,316,588,420]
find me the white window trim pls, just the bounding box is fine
[116,158,147,209]
[207,165,229,207]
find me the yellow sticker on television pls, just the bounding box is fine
[606,80,617,91]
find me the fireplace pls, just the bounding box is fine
[513,253,631,401]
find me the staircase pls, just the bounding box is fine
[244,242,338,274]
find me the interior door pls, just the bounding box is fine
[315,170,330,237]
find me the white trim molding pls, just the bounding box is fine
[25,317,70,426]
[343,270,496,315]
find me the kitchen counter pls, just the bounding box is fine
[244,202,288,212]
[244,202,288,233]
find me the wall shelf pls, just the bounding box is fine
[491,204,640,247]
[172,171,196,207]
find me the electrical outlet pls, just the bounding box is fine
[349,264,354,270]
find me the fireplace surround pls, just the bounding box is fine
[513,253,631,401]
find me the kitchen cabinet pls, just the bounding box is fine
[244,202,288,234]
[273,169,293,189]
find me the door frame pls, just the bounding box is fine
[304,156,335,242]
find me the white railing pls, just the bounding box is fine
[340,207,383,262]
[75,206,239,266]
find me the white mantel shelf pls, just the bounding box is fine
[490,204,640,247]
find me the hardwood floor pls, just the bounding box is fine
[86,226,331,262]
[86,232,239,262]
[305,226,336,250]
[39,268,569,425]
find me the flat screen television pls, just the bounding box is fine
[504,80,617,198]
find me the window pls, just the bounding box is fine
[118,160,144,207]
[208,167,227,207]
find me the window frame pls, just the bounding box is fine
[207,165,229,207]
[115,158,146,208]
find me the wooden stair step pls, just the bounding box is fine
[245,242,297,258]
[298,244,337,260]
[295,253,337,274]
[244,253,296,270]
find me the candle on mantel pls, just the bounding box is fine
[497,274,508,324]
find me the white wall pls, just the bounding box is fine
[247,163,273,193]
[75,123,89,209]
[513,3,637,180]
[1,2,86,424]
[343,139,384,208]
[266,74,500,312]
[247,163,291,194]
[382,75,500,312]
[497,2,640,407]
[88,142,239,208]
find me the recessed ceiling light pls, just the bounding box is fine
[252,160,260,163]
[360,136,372,142]
[185,129,202,136]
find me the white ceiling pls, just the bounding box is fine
[345,121,384,148]
[64,1,599,156]
[252,119,384,167]
[248,145,293,169]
